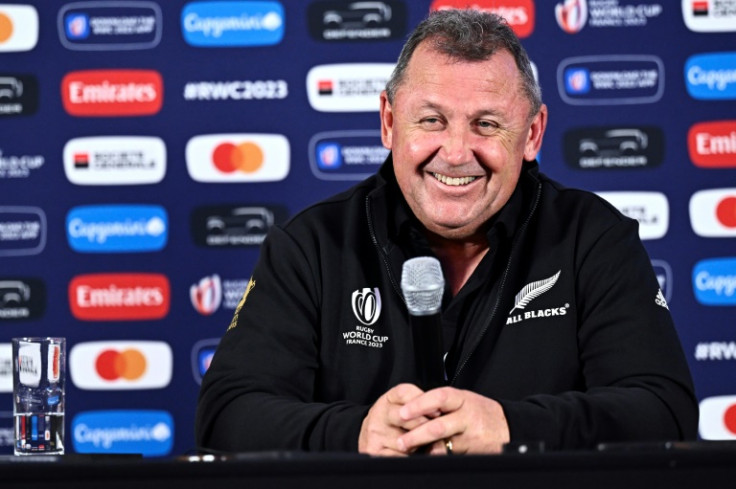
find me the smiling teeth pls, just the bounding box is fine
[432,173,477,186]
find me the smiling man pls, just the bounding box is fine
[196,9,697,456]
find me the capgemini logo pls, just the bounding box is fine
[351,287,381,326]
[556,0,587,34]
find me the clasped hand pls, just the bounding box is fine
[358,383,510,456]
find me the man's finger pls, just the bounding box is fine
[397,412,463,453]
[399,386,464,421]
[385,383,425,406]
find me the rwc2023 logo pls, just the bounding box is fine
[351,287,381,326]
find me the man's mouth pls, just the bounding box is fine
[432,172,477,186]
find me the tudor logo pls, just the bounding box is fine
[351,287,381,326]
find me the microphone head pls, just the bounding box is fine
[401,256,445,316]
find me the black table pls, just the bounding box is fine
[1,442,735,489]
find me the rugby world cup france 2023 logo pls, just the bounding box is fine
[351,288,381,326]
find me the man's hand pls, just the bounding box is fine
[358,383,431,456]
[395,386,510,455]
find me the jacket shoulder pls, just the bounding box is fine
[536,172,632,226]
[272,175,381,247]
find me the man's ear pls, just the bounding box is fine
[523,103,547,161]
[379,91,393,150]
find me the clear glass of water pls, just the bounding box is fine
[12,337,65,455]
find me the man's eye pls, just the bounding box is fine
[420,117,443,129]
[477,120,496,129]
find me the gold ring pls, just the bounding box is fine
[445,438,453,455]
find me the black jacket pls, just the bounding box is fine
[196,157,698,452]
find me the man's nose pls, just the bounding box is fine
[440,127,473,165]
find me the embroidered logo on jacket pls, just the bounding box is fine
[226,277,255,331]
[344,287,388,349]
[351,287,381,326]
[510,271,561,314]
[506,271,569,325]
[655,288,669,310]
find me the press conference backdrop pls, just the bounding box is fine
[0,0,735,456]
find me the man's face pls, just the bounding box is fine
[380,43,547,240]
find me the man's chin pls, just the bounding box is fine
[425,222,486,242]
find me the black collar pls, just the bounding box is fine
[373,154,539,250]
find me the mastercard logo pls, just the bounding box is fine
[725,405,736,434]
[0,13,13,43]
[70,340,172,390]
[717,196,736,228]
[95,349,147,381]
[0,5,38,52]
[690,188,736,237]
[700,395,736,439]
[212,142,264,173]
[186,133,290,182]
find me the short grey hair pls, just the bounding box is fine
[385,9,542,120]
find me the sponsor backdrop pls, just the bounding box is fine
[0,0,735,455]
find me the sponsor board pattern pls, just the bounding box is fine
[1,0,735,455]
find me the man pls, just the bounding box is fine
[195,9,697,456]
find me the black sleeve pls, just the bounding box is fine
[500,218,698,449]
[194,226,369,452]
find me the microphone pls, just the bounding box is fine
[401,256,446,391]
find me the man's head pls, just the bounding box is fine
[380,9,547,241]
[385,9,542,122]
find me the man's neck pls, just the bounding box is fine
[427,233,490,296]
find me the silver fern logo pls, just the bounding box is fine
[509,271,562,314]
